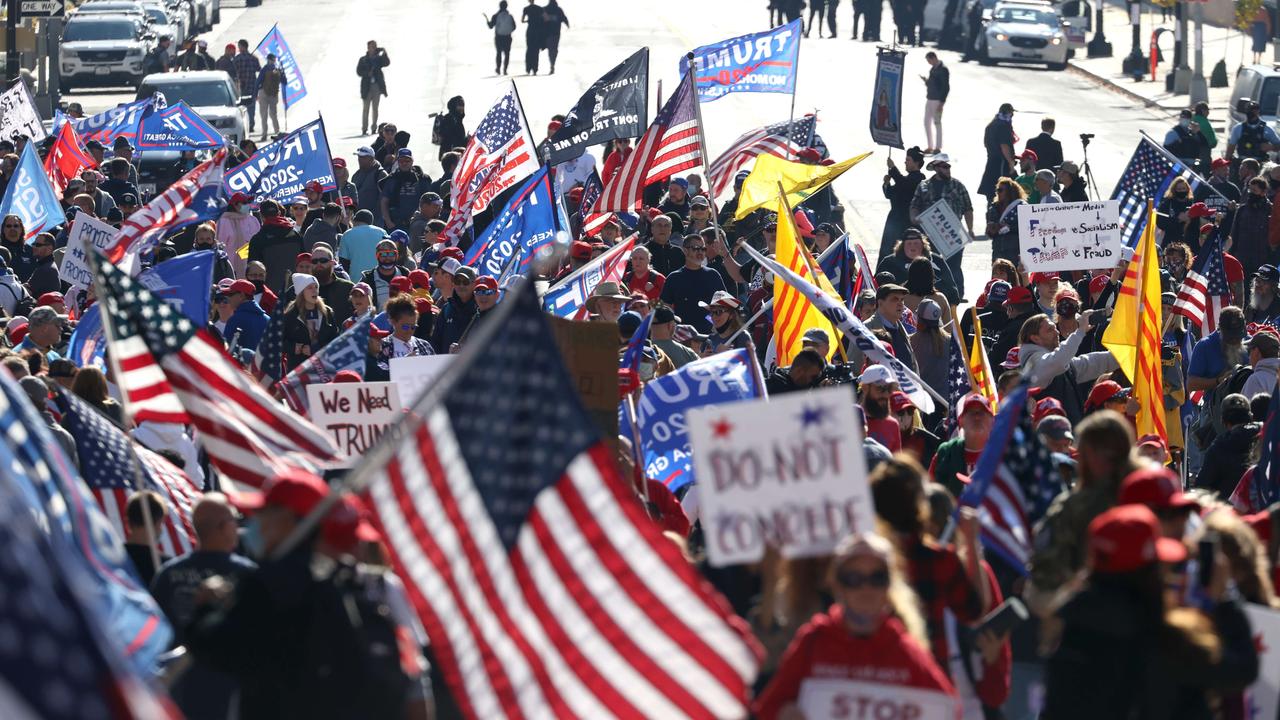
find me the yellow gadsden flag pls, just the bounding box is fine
[734,152,871,220]
[1102,202,1166,442]
[774,196,841,366]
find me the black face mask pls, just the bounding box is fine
[1250,193,1267,205]
[251,280,265,294]
[195,243,214,250]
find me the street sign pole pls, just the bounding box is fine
[5,0,18,83]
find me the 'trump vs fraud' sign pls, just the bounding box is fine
[1017,200,1122,272]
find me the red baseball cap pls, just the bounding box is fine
[332,157,347,169]
[369,325,392,339]
[1004,286,1034,305]
[1019,149,1039,162]
[228,279,257,296]
[1089,274,1109,296]
[1211,157,1231,170]
[1137,433,1170,456]
[295,252,312,265]
[889,390,915,414]
[1032,397,1066,424]
[1085,380,1124,410]
[332,370,362,383]
[239,468,330,517]
[1187,202,1214,219]
[958,391,994,417]
[440,247,465,262]
[797,147,822,163]
[389,276,413,294]
[1029,272,1059,285]
[1119,465,1196,512]
[408,269,432,289]
[473,275,498,292]
[229,191,252,205]
[570,241,593,260]
[322,494,382,553]
[1000,346,1021,369]
[6,319,28,346]
[1088,504,1187,574]
[305,180,324,194]
[413,296,436,316]
[37,292,64,307]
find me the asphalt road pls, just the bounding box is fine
[68,0,1176,300]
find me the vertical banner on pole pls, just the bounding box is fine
[870,48,906,150]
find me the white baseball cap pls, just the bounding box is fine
[859,364,894,386]
[355,146,375,158]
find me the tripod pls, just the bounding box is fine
[1080,134,1099,201]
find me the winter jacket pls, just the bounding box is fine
[217,210,261,278]
[352,165,388,216]
[301,220,340,253]
[1197,422,1261,499]
[282,308,340,371]
[356,50,389,99]
[358,265,409,310]
[1231,196,1274,277]
[431,294,478,353]
[1241,357,1280,399]
[223,300,270,353]
[1019,327,1118,390]
[247,218,303,293]
[25,256,62,298]
[132,420,205,489]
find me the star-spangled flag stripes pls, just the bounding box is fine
[589,71,702,214]
[1173,233,1230,335]
[94,255,338,489]
[707,115,823,200]
[252,299,289,382]
[1111,136,1205,250]
[349,280,760,719]
[941,330,972,439]
[443,84,540,244]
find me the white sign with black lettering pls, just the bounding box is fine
[19,0,64,17]
[1017,200,1122,272]
[686,386,875,567]
[799,678,959,720]
[0,80,48,141]
[306,381,402,466]
[916,199,970,259]
[61,215,119,290]
[389,354,456,406]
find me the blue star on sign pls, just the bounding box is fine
[798,405,828,427]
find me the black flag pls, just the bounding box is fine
[546,48,649,165]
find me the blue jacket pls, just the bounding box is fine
[223,300,270,352]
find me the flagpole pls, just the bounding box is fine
[85,250,164,576]
[622,392,654,517]
[685,56,722,243]
[720,234,847,348]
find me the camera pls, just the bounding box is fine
[1080,132,1095,148]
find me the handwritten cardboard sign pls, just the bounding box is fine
[61,215,119,289]
[799,678,959,720]
[1017,200,1121,272]
[916,199,969,260]
[306,381,402,466]
[686,385,875,566]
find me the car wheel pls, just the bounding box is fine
[1049,60,1067,71]
[978,41,994,65]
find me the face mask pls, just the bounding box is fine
[240,517,265,560]
[251,280,265,293]
[1180,118,1192,129]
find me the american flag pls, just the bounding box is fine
[1246,389,1280,511]
[707,115,822,200]
[277,313,373,414]
[542,234,636,319]
[579,169,611,237]
[443,84,539,243]
[251,299,289,382]
[1111,136,1203,250]
[619,310,653,394]
[817,233,854,307]
[941,330,971,438]
[55,389,200,557]
[103,147,228,275]
[1172,233,1229,334]
[42,120,96,195]
[590,72,701,214]
[95,256,339,489]
[354,282,760,719]
[957,384,1065,573]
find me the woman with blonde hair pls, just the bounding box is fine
[281,273,339,371]
[754,532,958,720]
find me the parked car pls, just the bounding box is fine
[978,0,1069,70]
[139,2,185,45]
[1229,64,1280,138]
[59,14,155,91]
[136,70,247,143]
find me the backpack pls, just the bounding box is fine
[1192,364,1253,450]
[301,560,416,718]
[431,113,444,146]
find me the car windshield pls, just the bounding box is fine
[145,8,167,23]
[64,18,138,41]
[994,6,1059,24]
[137,80,235,106]
[1261,77,1280,118]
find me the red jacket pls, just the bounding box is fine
[624,268,666,301]
[754,608,957,720]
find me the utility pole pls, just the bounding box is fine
[1087,0,1113,58]
[1121,0,1147,76]
[1172,0,1190,93]
[1189,0,1207,103]
[5,0,18,82]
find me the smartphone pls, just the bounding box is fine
[1198,532,1218,590]
[977,597,1029,637]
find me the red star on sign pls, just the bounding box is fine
[1254,633,1268,657]
[712,418,733,439]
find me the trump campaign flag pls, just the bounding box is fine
[464,167,560,279]
[136,101,228,152]
[546,48,648,164]
[542,234,635,319]
[53,94,161,147]
[43,121,97,195]
[680,19,801,102]
[255,24,307,109]
[623,348,764,492]
[104,147,228,274]
[443,83,540,243]
[0,143,66,240]
[224,117,336,203]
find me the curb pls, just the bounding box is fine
[1066,60,1175,115]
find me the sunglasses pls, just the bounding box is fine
[32,242,51,248]
[311,257,332,264]
[2,223,20,229]
[710,308,731,316]
[475,288,497,296]
[455,277,473,286]
[685,245,707,252]
[836,568,890,589]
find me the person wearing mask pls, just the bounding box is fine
[1163,109,1209,170]
[881,148,926,260]
[753,532,958,720]
[435,96,468,160]
[910,154,973,296]
[922,52,949,154]
[241,262,277,313]
[216,193,260,278]
[432,265,478,352]
[339,209,388,279]
[1197,393,1262,499]
[356,41,390,136]
[1226,99,1279,162]
[1042,504,1258,718]
[222,278,270,353]
[660,236,727,334]
[1156,177,1198,247]
[1230,177,1273,278]
[246,199,303,292]
[190,223,236,283]
[1017,311,1117,424]
[359,240,410,309]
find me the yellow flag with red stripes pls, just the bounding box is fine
[1102,202,1166,441]
[967,307,999,404]
[773,196,840,365]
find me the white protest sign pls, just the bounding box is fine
[799,678,959,720]
[686,385,875,567]
[1017,200,1121,272]
[306,381,403,466]
[389,354,456,406]
[916,199,969,259]
[1245,603,1280,720]
[61,215,119,289]
[0,80,48,142]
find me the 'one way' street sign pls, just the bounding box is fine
[20,0,66,18]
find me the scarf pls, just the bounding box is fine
[995,112,1020,144]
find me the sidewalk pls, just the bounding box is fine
[1066,0,1259,125]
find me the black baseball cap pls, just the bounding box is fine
[999,102,1016,114]
[654,306,679,324]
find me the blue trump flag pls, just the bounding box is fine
[622,348,763,492]
[255,24,307,109]
[136,100,228,152]
[224,117,335,203]
[68,250,215,369]
[53,94,161,147]
[679,19,801,102]
[0,143,67,240]
[464,167,560,278]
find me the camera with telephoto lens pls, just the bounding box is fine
[1080,133,1095,148]
[823,362,858,385]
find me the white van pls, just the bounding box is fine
[1229,64,1280,134]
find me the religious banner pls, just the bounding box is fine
[870,48,905,150]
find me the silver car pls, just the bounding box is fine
[979,1,1069,70]
[60,14,154,91]
[137,71,247,144]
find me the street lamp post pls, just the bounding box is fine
[1121,0,1147,75]
[1173,0,1191,92]
[1189,0,1208,103]
[5,0,18,83]
[1087,0,1113,57]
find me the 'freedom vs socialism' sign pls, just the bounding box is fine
[687,386,875,567]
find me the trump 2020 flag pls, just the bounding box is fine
[255,24,307,109]
[542,234,634,319]
[137,100,228,152]
[53,94,161,148]
[547,48,648,164]
[224,117,335,203]
[0,143,67,240]
[680,19,801,102]
[870,48,906,150]
[103,147,228,274]
[443,83,539,243]
[464,167,560,278]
